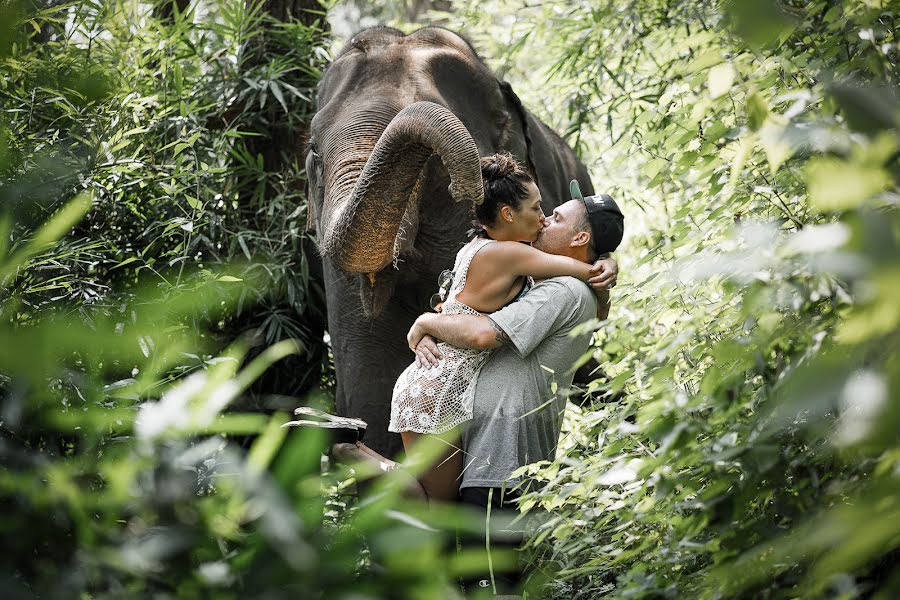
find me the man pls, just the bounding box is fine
[325,189,623,595]
[405,191,624,595]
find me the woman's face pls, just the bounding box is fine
[508,181,546,242]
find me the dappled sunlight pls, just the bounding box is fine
[2,0,897,598]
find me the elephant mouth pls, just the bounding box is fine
[358,271,393,320]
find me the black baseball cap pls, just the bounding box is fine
[569,180,624,256]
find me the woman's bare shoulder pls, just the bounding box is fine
[477,240,533,258]
[467,241,523,278]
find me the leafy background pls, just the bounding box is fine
[1,0,898,598]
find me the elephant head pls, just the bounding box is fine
[305,27,545,319]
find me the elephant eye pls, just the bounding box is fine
[307,140,320,161]
[306,143,323,183]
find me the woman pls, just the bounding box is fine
[387,152,614,502]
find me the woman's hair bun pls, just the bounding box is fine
[475,152,534,228]
[481,152,521,180]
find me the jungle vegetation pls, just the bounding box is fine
[1,0,898,598]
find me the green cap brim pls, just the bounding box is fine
[569,179,584,200]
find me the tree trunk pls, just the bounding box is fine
[262,0,324,26]
[154,0,191,22]
[403,0,452,22]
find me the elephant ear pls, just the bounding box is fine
[497,80,595,205]
[497,80,540,188]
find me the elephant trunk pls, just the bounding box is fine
[320,101,484,273]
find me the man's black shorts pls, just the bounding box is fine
[458,486,525,596]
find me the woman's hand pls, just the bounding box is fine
[588,256,618,291]
[414,335,443,368]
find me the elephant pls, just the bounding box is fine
[305,26,595,456]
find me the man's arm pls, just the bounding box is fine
[410,277,590,362]
[595,289,611,321]
[408,313,507,352]
[588,256,615,320]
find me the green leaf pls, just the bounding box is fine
[806,158,891,212]
[185,195,202,210]
[31,192,93,248]
[112,256,140,269]
[1,192,93,281]
[746,92,768,131]
[836,270,900,343]
[270,81,288,112]
[708,63,735,99]
[238,236,251,260]
[828,83,900,135]
[683,49,724,74]
[758,122,791,174]
[726,0,796,49]
[246,412,290,476]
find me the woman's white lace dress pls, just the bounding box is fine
[388,236,532,435]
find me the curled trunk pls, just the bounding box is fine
[319,101,483,273]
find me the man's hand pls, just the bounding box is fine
[588,256,618,291]
[413,334,444,368]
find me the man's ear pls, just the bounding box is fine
[571,230,591,249]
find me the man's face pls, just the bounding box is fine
[533,199,587,256]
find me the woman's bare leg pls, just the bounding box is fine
[356,441,399,467]
[399,431,421,455]
[330,431,463,504]
[401,430,463,503]
[331,442,427,500]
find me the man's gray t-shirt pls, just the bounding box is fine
[459,276,597,490]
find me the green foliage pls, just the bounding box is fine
[327,1,899,595]
[441,0,899,597]
[0,267,474,598]
[1,2,505,597]
[1,0,328,403]
[4,0,899,597]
